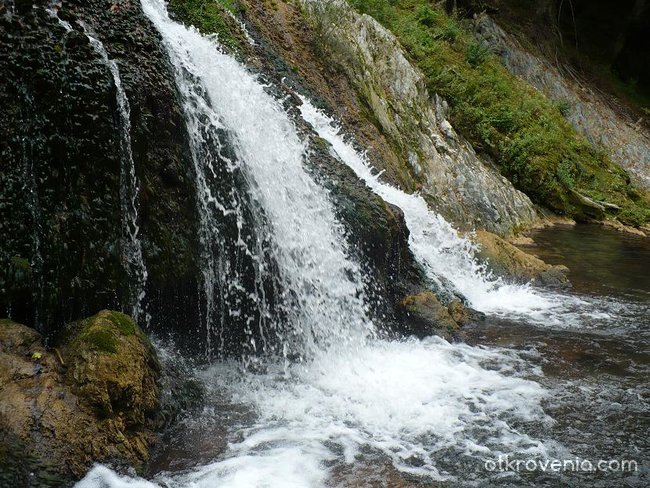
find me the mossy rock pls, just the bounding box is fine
[473,230,569,287]
[348,0,650,226]
[398,291,468,340]
[0,312,161,481]
[63,310,160,424]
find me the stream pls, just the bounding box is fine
[73,1,649,486]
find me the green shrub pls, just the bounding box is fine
[169,0,242,50]
[556,99,572,117]
[465,42,490,67]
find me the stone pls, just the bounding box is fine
[472,13,650,191]
[301,0,539,235]
[399,291,463,339]
[0,311,160,482]
[473,230,570,287]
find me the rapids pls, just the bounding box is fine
[74,1,649,486]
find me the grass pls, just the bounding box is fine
[169,0,243,51]
[347,0,649,225]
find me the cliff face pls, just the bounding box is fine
[1,0,648,342]
[300,0,539,235]
[473,14,650,191]
[0,0,435,344]
[0,0,201,336]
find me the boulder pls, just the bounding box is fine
[0,310,160,483]
[473,230,570,287]
[398,291,476,340]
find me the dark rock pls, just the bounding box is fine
[0,0,201,338]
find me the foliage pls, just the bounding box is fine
[348,0,650,224]
[618,204,650,227]
[169,0,242,50]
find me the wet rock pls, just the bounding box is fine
[473,230,570,287]
[398,291,467,340]
[0,311,160,482]
[0,0,200,336]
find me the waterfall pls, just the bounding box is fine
[141,0,373,359]
[49,6,149,324]
[80,22,149,325]
[297,99,591,323]
[72,2,555,486]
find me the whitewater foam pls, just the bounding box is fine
[75,2,560,486]
[298,99,618,328]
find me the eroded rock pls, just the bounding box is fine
[398,291,478,340]
[301,0,539,235]
[0,311,160,483]
[473,230,570,287]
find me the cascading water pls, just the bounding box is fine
[144,0,373,359]
[298,99,620,328]
[49,8,150,325]
[82,27,149,326]
[74,1,558,486]
[21,93,45,328]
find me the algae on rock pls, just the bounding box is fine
[0,311,160,482]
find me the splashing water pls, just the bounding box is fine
[142,0,373,358]
[298,99,619,328]
[73,1,560,486]
[78,337,554,487]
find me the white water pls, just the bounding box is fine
[74,1,560,486]
[142,0,372,357]
[83,27,149,326]
[298,100,618,328]
[79,337,554,487]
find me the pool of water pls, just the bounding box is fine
[465,223,650,486]
[524,223,650,300]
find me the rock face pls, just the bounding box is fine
[473,14,650,190]
[0,311,160,483]
[0,0,200,336]
[473,229,570,287]
[301,0,539,235]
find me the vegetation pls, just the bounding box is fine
[79,328,118,353]
[347,0,650,225]
[70,311,141,354]
[107,311,136,336]
[169,0,244,51]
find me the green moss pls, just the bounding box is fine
[78,328,118,354]
[348,0,650,225]
[169,0,243,51]
[10,256,30,270]
[618,204,650,227]
[107,311,136,336]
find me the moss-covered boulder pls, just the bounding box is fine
[473,230,570,287]
[0,311,160,483]
[398,291,474,340]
